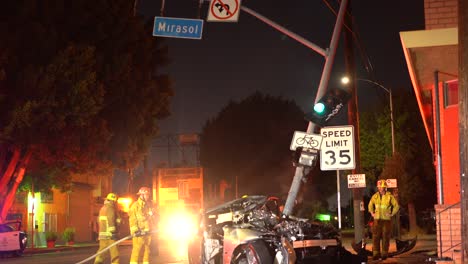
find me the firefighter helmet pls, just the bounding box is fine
[106,192,118,201]
[137,187,150,195]
[377,180,388,188]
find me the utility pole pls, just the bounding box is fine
[458,0,468,262]
[344,1,365,244]
[30,181,35,249]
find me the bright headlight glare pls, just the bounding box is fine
[159,211,197,240]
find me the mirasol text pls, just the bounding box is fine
[158,22,200,34]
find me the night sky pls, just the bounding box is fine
[115,0,425,194]
[138,0,425,135]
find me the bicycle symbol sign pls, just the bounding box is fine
[290,131,323,151]
[207,0,241,22]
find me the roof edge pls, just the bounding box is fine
[400,27,458,49]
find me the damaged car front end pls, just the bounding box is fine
[189,195,343,264]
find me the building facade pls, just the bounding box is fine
[400,0,461,262]
[8,172,113,246]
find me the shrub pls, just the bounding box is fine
[62,227,76,242]
[45,231,58,241]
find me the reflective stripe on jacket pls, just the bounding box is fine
[98,200,119,240]
[368,191,399,220]
[129,197,153,235]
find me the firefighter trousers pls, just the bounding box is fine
[94,239,119,264]
[372,219,392,257]
[130,235,152,264]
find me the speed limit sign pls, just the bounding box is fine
[319,125,355,171]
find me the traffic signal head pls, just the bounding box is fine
[306,88,351,126]
[313,102,326,114]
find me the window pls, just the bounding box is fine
[41,191,54,204]
[178,181,189,198]
[43,213,57,232]
[6,213,23,222]
[15,192,27,204]
[444,81,458,107]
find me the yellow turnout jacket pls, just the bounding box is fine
[129,197,154,235]
[368,191,399,220]
[98,200,120,240]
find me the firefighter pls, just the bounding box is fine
[94,192,121,264]
[129,186,155,264]
[368,179,399,260]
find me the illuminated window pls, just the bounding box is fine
[444,81,458,107]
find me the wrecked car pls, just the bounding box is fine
[188,195,349,264]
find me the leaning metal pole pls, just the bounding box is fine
[201,0,348,215]
[283,0,348,216]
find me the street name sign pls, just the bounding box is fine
[153,16,203,39]
[290,131,323,151]
[320,125,355,171]
[347,174,366,188]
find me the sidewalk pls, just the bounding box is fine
[342,233,438,263]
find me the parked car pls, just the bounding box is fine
[188,195,349,264]
[0,220,28,256]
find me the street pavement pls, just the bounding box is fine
[341,234,439,264]
[22,234,439,264]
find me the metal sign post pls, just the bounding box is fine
[336,170,341,229]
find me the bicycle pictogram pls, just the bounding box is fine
[295,135,320,149]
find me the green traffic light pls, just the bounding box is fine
[313,102,326,115]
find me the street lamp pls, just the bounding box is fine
[341,77,395,154]
[342,77,400,238]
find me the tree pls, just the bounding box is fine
[360,89,435,234]
[380,152,423,234]
[200,92,337,210]
[0,0,173,222]
[200,92,306,196]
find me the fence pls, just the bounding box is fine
[436,202,461,263]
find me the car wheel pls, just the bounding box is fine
[14,233,27,257]
[233,240,273,264]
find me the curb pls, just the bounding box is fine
[24,244,97,254]
[24,240,133,255]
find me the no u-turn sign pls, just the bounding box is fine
[207,0,241,22]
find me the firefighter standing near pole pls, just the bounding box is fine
[129,186,154,264]
[368,180,399,260]
[94,193,121,264]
